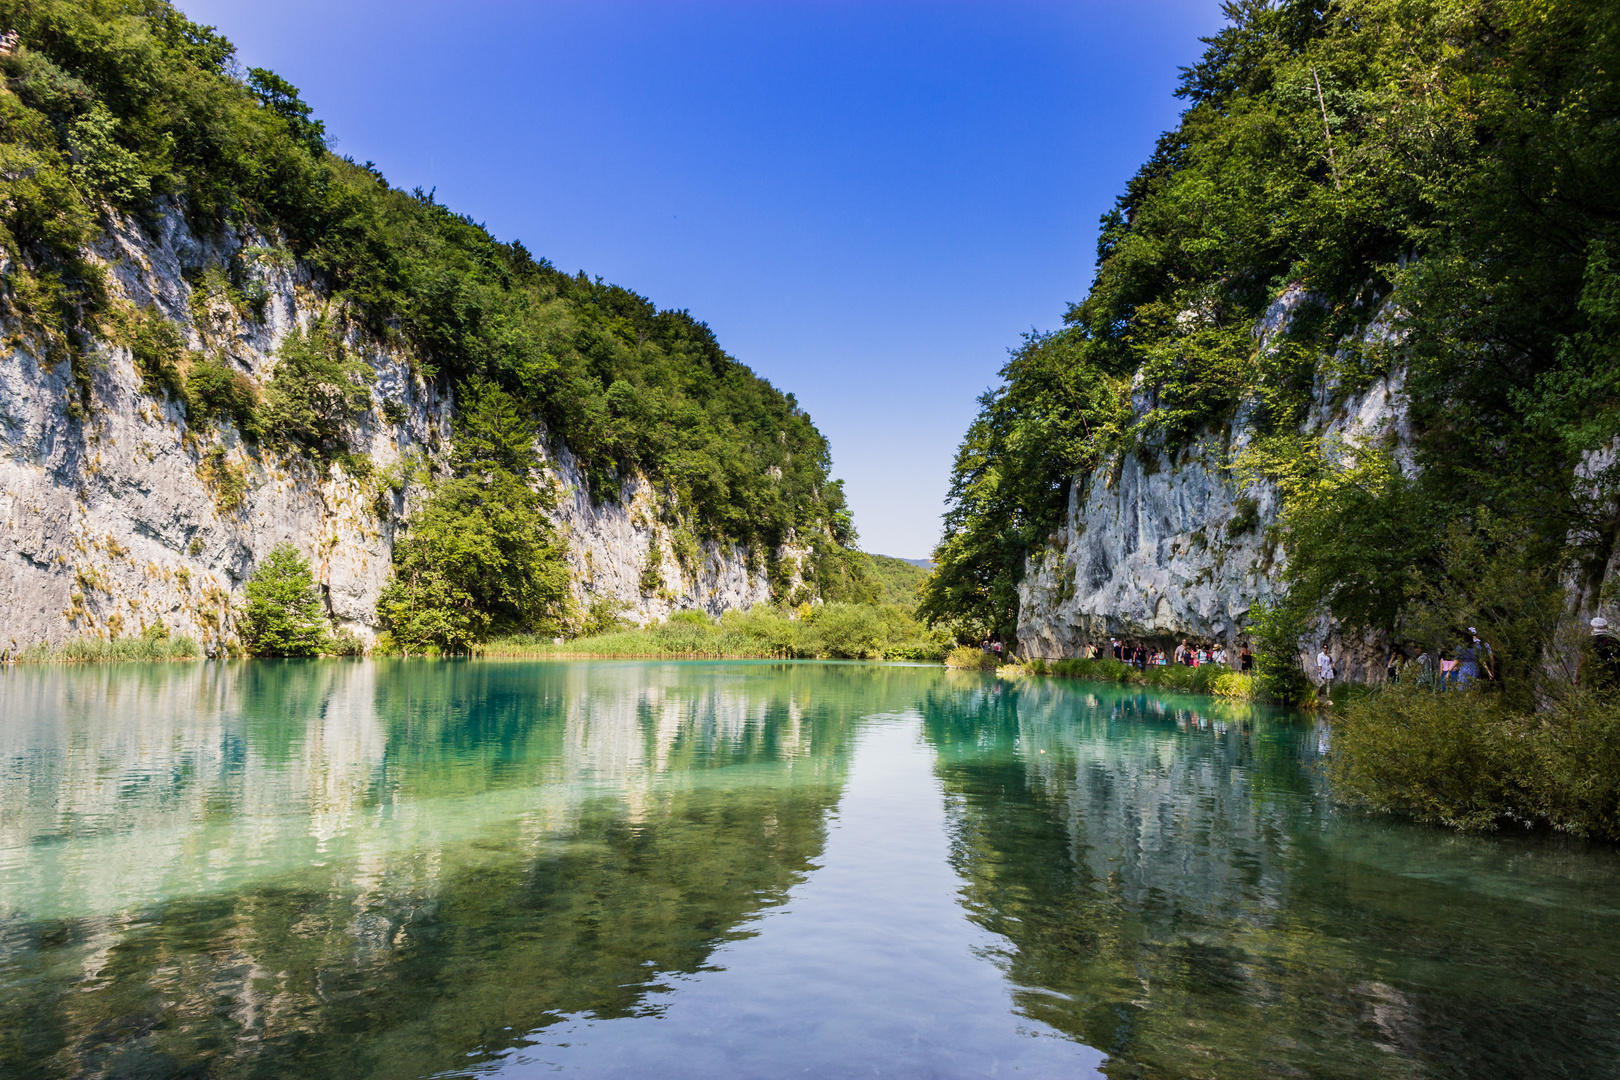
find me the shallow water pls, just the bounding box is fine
[0,660,1616,1079]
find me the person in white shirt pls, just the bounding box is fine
[1316,645,1335,694]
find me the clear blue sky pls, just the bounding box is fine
[178,0,1227,560]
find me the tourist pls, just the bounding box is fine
[1239,643,1254,672]
[1440,652,1456,687]
[1456,636,1479,686]
[1213,643,1228,667]
[1134,642,1147,671]
[1316,644,1334,696]
[1386,646,1403,683]
[1592,617,1619,686]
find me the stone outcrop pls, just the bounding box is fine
[0,206,789,654]
[1015,286,1408,680]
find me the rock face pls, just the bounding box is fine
[0,207,784,654]
[1015,286,1408,680]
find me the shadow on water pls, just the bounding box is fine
[920,673,1620,1080]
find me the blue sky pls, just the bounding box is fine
[179,0,1228,559]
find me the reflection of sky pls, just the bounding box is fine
[0,662,828,923]
[474,720,1103,1079]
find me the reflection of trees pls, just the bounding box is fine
[919,678,1620,1080]
[0,660,946,1079]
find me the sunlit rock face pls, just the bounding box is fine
[0,206,792,652]
[1015,285,1409,680]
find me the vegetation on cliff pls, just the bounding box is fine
[922,0,1620,662]
[0,0,870,647]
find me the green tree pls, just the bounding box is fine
[379,380,572,652]
[241,543,329,656]
[262,322,375,459]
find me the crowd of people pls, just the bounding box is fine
[1080,637,1256,673]
[1000,616,1620,689]
[1376,627,1496,690]
[1369,616,1619,690]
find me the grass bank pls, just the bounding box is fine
[475,603,948,662]
[1327,684,1620,839]
[9,634,202,663]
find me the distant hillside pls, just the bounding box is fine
[865,554,930,609]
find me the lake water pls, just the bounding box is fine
[1,660,1616,1079]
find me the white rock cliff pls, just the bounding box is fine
[0,208,787,654]
[1015,286,1409,679]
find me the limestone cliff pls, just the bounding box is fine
[1015,287,1408,679]
[0,207,789,655]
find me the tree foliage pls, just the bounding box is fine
[378,380,572,653]
[241,543,329,656]
[927,0,1620,661]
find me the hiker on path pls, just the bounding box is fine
[1457,635,1481,686]
[1316,645,1335,697]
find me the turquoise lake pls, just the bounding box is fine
[1,659,1617,1078]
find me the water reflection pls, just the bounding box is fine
[0,660,920,1079]
[2,662,1617,1080]
[923,677,1620,1079]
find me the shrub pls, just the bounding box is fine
[1247,603,1314,706]
[187,353,261,436]
[945,645,999,671]
[1327,684,1620,838]
[262,322,374,460]
[1210,671,1255,699]
[241,543,330,656]
[130,307,187,401]
[329,628,366,656]
[811,603,887,659]
[378,380,572,652]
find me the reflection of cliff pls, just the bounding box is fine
[919,679,1620,1080]
[0,660,935,1080]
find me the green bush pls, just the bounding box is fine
[379,380,571,653]
[474,599,947,661]
[945,645,999,671]
[1026,655,1254,699]
[186,352,261,436]
[1247,603,1314,706]
[262,322,375,460]
[241,543,329,657]
[129,306,187,401]
[1327,684,1620,838]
